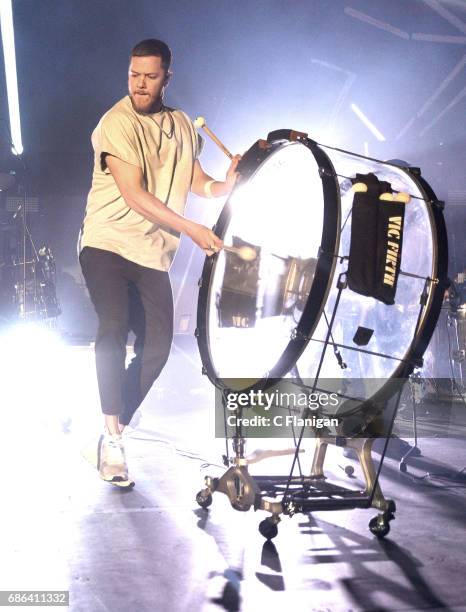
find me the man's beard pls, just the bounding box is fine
[130,93,162,114]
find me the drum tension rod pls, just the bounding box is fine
[399,270,439,284]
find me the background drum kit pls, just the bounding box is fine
[0,151,60,326]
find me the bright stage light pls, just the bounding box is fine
[0,0,23,155]
[0,324,105,440]
[350,103,386,142]
[0,322,68,431]
[0,321,64,359]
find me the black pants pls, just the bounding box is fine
[80,247,173,425]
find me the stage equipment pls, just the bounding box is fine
[422,273,466,400]
[8,247,60,321]
[0,135,23,191]
[195,129,448,539]
[398,369,423,473]
[0,167,16,191]
[445,273,466,392]
[0,198,61,323]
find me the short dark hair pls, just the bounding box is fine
[130,39,172,71]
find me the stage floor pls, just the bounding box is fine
[0,340,465,612]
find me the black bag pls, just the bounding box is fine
[347,173,405,306]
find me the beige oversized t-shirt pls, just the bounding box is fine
[79,95,202,271]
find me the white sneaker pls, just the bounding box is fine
[97,433,129,481]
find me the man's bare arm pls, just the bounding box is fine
[105,154,222,254]
[190,157,241,198]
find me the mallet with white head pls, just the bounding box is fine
[210,244,257,262]
[194,116,233,160]
[196,116,252,261]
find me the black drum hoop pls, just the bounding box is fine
[397,169,449,373]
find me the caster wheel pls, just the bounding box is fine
[196,490,212,509]
[258,518,278,540]
[369,515,390,539]
[399,461,408,473]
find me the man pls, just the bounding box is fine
[79,39,240,483]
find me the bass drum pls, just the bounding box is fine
[196,130,448,415]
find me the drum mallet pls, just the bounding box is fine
[194,116,233,160]
[209,244,257,262]
[223,245,257,261]
[194,116,254,261]
[352,182,411,203]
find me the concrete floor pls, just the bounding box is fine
[1,337,465,612]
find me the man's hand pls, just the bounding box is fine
[191,156,242,198]
[187,223,223,257]
[224,154,242,192]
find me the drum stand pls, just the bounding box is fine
[197,408,397,539]
[446,308,465,393]
[398,370,422,473]
[196,276,409,540]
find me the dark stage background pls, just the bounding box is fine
[0,0,465,338]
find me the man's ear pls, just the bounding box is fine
[164,70,173,84]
